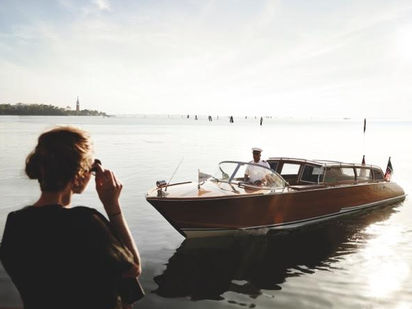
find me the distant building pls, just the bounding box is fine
[66,106,71,110]
[76,97,80,112]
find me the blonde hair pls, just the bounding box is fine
[25,126,93,192]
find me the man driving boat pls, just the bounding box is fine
[244,147,271,185]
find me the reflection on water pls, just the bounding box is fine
[154,204,401,302]
[362,222,410,299]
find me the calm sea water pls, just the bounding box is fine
[0,115,411,309]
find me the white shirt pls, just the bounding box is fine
[245,160,271,183]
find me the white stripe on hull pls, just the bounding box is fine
[182,194,406,238]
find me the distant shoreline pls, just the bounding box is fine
[0,103,108,117]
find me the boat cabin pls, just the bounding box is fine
[267,157,385,186]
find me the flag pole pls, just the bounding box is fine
[362,118,366,164]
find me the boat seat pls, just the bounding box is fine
[281,174,299,185]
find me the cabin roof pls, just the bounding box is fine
[267,157,382,170]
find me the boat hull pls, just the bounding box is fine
[146,182,406,238]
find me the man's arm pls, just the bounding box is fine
[244,165,250,182]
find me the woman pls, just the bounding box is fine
[0,126,143,309]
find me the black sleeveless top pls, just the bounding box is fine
[0,205,135,309]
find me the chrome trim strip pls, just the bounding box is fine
[340,195,406,212]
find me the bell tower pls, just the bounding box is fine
[76,96,80,112]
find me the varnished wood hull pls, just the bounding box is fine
[146,182,405,238]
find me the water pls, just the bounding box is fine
[0,115,411,308]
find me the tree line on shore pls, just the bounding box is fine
[0,103,108,116]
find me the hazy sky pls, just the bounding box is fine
[1,0,412,117]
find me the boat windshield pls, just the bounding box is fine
[217,161,287,189]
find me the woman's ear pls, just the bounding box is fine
[71,174,81,193]
[72,172,91,194]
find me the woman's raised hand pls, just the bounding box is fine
[94,162,123,216]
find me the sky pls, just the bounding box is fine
[1,0,412,118]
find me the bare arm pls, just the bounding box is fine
[94,164,141,277]
[108,210,141,277]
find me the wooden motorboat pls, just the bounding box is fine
[145,158,406,238]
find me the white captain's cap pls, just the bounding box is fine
[252,147,263,152]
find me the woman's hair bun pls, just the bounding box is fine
[25,151,41,180]
[25,126,93,191]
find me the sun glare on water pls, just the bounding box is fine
[361,223,409,299]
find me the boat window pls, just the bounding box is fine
[218,161,287,189]
[233,164,248,181]
[324,167,355,183]
[243,163,271,183]
[269,161,278,172]
[373,168,384,180]
[301,165,324,183]
[280,163,301,185]
[355,168,372,181]
[281,163,300,176]
[218,162,238,180]
[340,168,355,180]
